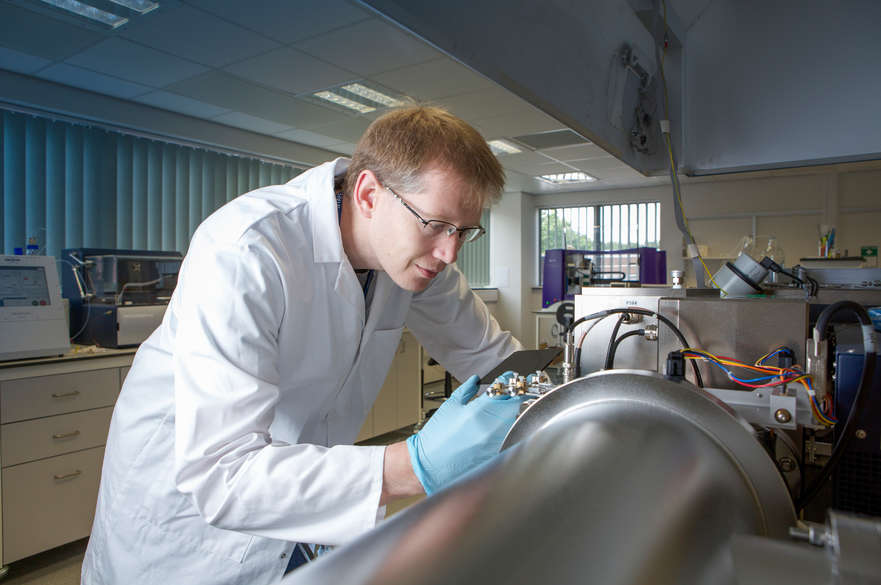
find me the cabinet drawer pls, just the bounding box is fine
[1,407,114,467]
[1,369,120,423]
[2,447,104,564]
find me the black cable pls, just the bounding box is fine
[603,314,627,369]
[567,307,703,387]
[796,301,877,511]
[608,329,646,369]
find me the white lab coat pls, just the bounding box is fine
[81,159,521,585]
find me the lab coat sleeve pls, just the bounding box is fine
[171,227,385,546]
[405,264,523,381]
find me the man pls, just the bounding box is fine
[82,106,524,585]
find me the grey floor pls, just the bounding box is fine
[2,538,86,585]
[3,423,433,584]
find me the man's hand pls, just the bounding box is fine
[405,374,524,495]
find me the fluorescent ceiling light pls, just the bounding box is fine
[39,0,128,28]
[108,0,159,14]
[314,91,376,114]
[537,171,597,184]
[488,140,521,155]
[341,84,404,108]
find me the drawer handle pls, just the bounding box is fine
[53,470,82,481]
[52,430,81,440]
[51,390,81,399]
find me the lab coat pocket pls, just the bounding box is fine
[358,326,404,411]
[326,326,403,443]
[136,414,255,564]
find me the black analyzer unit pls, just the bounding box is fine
[61,248,183,348]
[832,323,881,516]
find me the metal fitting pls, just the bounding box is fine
[621,312,642,325]
[778,457,796,472]
[855,429,867,440]
[774,409,792,424]
[644,324,659,341]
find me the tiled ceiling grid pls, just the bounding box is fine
[0,0,671,193]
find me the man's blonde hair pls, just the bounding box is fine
[344,106,504,212]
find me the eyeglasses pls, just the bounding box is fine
[383,184,486,243]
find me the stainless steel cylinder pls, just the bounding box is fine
[284,370,796,585]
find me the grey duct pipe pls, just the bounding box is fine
[284,371,796,585]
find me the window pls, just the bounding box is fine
[0,108,302,258]
[456,208,491,287]
[538,202,660,283]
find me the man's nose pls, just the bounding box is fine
[432,235,459,265]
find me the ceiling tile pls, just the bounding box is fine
[274,129,347,149]
[0,3,104,61]
[186,0,370,44]
[36,64,151,99]
[544,143,608,162]
[212,111,292,135]
[224,48,356,95]
[0,46,51,75]
[295,18,441,77]
[66,37,208,87]
[120,4,280,68]
[436,85,534,123]
[473,109,565,141]
[499,151,571,176]
[372,58,495,101]
[168,71,341,127]
[301,116,372,142]
[132,91,230,118]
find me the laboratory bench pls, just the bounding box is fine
[0,346,136,568]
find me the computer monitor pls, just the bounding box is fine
[0,255,70,361]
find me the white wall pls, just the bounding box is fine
[488,190,531,343]
[489,165,881,347]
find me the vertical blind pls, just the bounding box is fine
[456,208,491,287]
[1,108,302,259]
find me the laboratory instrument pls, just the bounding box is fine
[60,248,183,348]
[0,254,70,361]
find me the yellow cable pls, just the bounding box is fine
[659,3,726,295]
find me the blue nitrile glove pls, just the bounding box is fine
[406,373,524,495]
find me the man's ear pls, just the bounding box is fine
[352,170,381,219]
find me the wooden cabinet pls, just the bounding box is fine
[0,352,133,565]
[357,331,422,441]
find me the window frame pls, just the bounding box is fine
[535,201,661,285]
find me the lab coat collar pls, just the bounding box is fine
[291,157,370,323]
[292,157,351,264]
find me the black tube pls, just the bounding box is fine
[567,307,703,387]
[608,329,646,370]
[603,315,627,369]
[796,301,877,511]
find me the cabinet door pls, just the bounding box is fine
[396,332,421,429]
[1,407,113,467]
[355,410,373,443]
[371,359,399,438]
[2,447,104,564]
[1,369,119,423]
